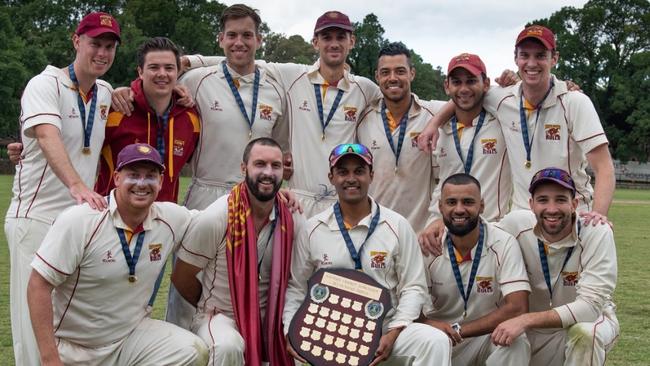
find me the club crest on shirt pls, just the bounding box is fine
[102,250,115,263]
[410,131,420,147]
[259,104,273,121]
[481,138,497,154]
[370,251,387,269]
[545,124,561,140]
[173,139,185,156]
[149,244,162,262]
[476,276,493,293]
[562,271,578,286]
[299,100,311,112]
[100,104,108,120]
[344,106,357,122]
[210,100,223,111]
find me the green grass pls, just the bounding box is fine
[1,182,649,364]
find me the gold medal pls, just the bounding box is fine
[128,275,137,283]
[525,160,531,169]
[82,146,91,155]
[394,166,398,174]
[462,311,467,319]
[321,133,325,141]
[248,130,252,139]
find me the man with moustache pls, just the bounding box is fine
[355,42,445,233]
[5,12,119,364]
[172,137,304,366]
[184,10,382,218]
[284,143,451,365]
[417,25,614,226]
[422,173,530,365]
[27,143,207,366]
[95,37,200,204]
[493,168,619,366]
[419,53,511,252]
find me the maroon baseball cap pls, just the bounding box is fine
[314,11,354,34]
[76,12,121,42]
[116,143,165,172]
[516,25,556,50]
[329,143,373,168]
[529,167,576,196]
[447,53,487,77]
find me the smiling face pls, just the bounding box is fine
[439,182,484,236]
[313,28,355,69]
[73,33,117,79]
[242,143,284,202]
[445,68,489,114]
[515,39,558,91]
[328,155,373,206]
[376,54,414,103]
[138,50,178,102]
[113,162,163,211]
[218,16,262,75]
[529,182,578,242]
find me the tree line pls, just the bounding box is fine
[0,0,648,161]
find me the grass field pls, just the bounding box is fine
[0,176,649,365]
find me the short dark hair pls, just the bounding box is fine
[137,37,181,70]
[441,173,481,193]
[242,137,282,163]
[221,4,262,34]
[378,42,412,67]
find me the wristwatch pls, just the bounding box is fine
[451,322,461,334]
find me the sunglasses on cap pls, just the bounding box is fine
[329,143,373,167]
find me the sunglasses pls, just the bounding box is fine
[531,168,575,190]
[329,143,373,165]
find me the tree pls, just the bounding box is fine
[348,13,387,79]
[261,33,316,64]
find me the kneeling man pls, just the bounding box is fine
[27,143,207,366]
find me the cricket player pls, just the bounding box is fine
[355,42,445,232]
[27,143,208,366]
[5,12,119,365]
[172,137,304,366]
[423,173,530,365]
[284,143,451,365]
[493,167,619,366]
[417,25,614,226]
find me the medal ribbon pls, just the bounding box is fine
[155,107,171,160]
[451,109,486,174]
[116,228,146,280]
[333,201,380,270]
[446,222,485,317]
[519,81,554,167]
[222,62,260,133]
[537,220,580,305]
[257,205,278,275]
[380,99,412,169]
[68,64,97,151]
[314,84,344,139]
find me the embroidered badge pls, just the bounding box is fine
[100,105,108,120]
[476,276,494,293]
[562,271,578,286]
[545,124,561,140]
[344,106,357,122]
[370,251,387,269]
[173,139,185,156]
[102,250,115,263]
[259,104,273,121]
[149,243,162,262]
[481,138,497,154]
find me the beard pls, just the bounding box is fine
[245,173,281,202]
[443,214,480,237]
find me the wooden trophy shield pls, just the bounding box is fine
[288,268,392,366]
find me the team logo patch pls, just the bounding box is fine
[344,106,357,122]
[100,104,108,120]
[102,250,115,263]
[481,138,497,154]
[138,145,152,154]
[320,253,332,266]
[299,100,310,111]
[210,100,222,111]
[173,139,185,156]
[545,124,561,140]
[562,271,578,286]
[69,107,79,119]
[476,276,493,293]
[370,251,387,269]
[370,139,380,150]
[149,244,162,262]
[410,131,420,147]
[437,147,447,158]
[100,15,113,27]
[509,121,520,132]
[259,104,273,121]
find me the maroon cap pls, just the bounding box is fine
[529,167,576,195]
[116,143,165,172]
[76,12,121,42]
[314,11,354,34]
[516,25,556,50]
[447,53,487,77]
[329,143,373,168]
